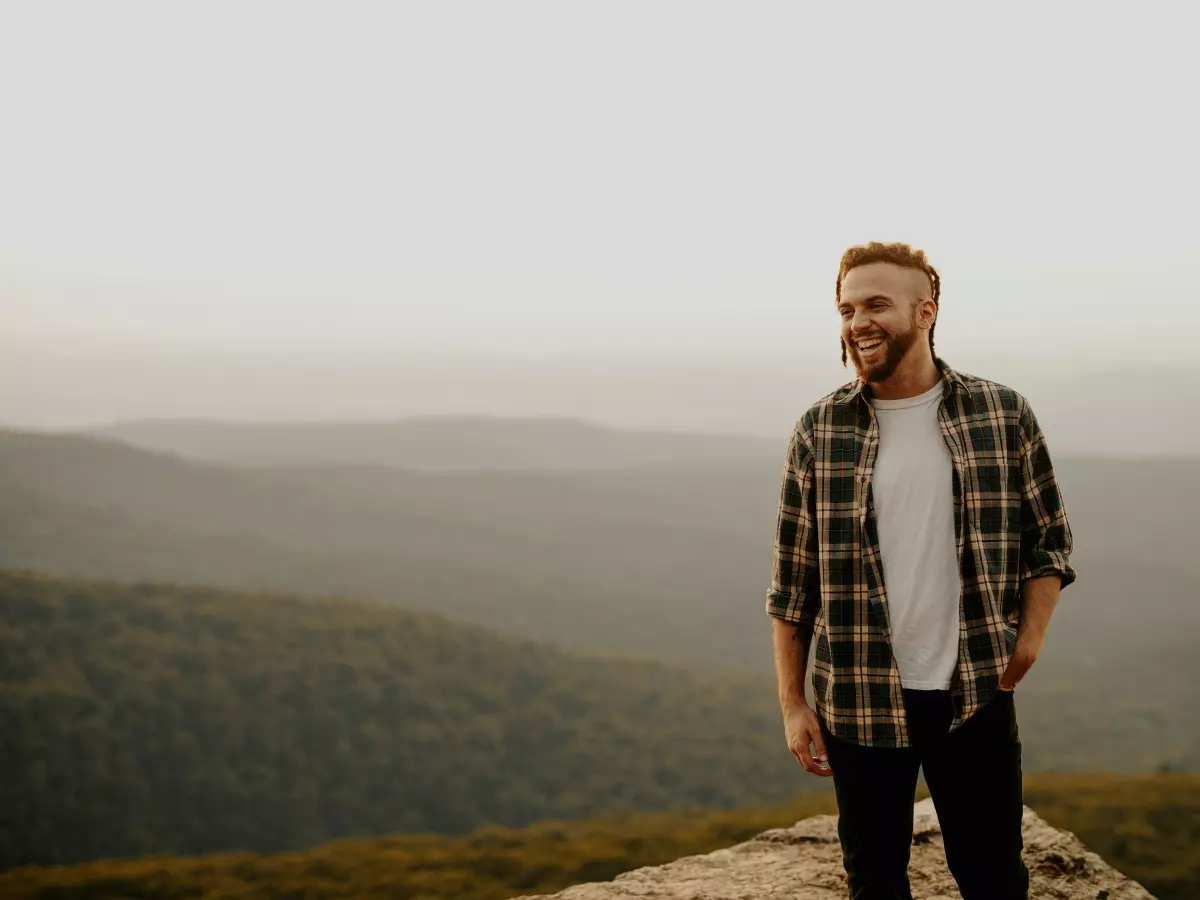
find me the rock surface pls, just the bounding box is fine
[512,799,1154,899]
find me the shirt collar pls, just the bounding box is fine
[837,357,969,406]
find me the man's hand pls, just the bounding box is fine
[998,642,1039,691]
[783,705,832,777]
[999,575,1060,691]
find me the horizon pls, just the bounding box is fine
[3,339,1200,457]
[7,382,1200,464]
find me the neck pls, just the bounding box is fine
[868,348,941,400]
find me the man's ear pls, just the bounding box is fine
[918,298,937,330]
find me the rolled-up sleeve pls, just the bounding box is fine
[765,422,822,626]
[1018,399,1077,589]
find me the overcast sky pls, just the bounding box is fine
[1,2,1198,431]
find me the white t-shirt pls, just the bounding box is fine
[869,381,962,690]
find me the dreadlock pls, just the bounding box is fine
[835,242,941,367]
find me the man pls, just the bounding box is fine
[765,242,1076,900]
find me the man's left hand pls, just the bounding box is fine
[998,643,1039,691]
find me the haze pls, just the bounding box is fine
[2,3,1197,450]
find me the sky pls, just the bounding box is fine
[1,2,1198,434]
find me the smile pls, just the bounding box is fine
[856,337,885,354]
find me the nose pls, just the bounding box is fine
[850,307,873,334]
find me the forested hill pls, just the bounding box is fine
[3,428,1199,786]
[0,569,813,870]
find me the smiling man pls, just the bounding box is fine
[766,242,1076,900]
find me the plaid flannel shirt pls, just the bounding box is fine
[766,359,1076,747]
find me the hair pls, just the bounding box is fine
[835,242,941,367]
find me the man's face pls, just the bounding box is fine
[837,262,933,384]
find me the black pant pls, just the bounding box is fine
[819,688,1028,900]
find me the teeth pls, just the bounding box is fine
[858,340,882,351]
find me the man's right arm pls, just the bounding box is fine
[773,618,814,714]
[765,421,821,640]
[773,609,829,776]
[765,422,829,775]
[763,422,820,633]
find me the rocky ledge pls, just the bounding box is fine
[512,798,1154,899]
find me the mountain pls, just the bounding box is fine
[0,569,813,870]
[0,427,780,672]
[2,427,1198,777]
[2,427,1198,670]
[84,416,779,471]
[73,416,1200,584]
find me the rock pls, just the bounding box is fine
[511,798,1155,899]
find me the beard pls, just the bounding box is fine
[847,320,922,385]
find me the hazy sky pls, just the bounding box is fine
[2,3,1198,430]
